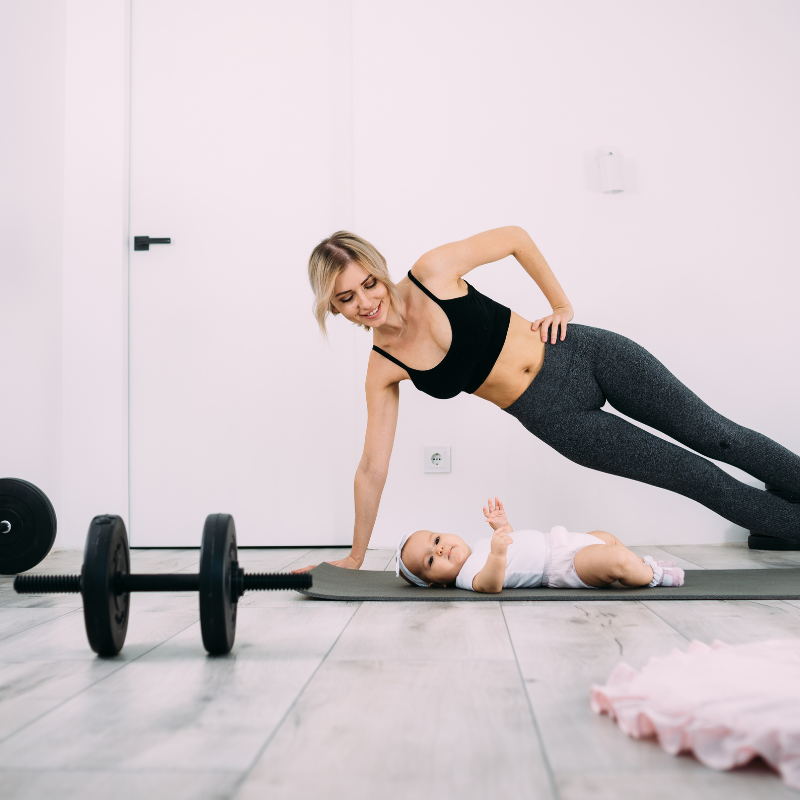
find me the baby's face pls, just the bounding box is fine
[402,530,470,587]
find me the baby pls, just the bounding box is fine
[396,497,685,592]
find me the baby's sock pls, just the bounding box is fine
[646,562,685,588]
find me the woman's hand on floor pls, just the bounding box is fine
[532,305,573,343]
[291,554,363,573]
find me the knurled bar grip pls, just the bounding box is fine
[121,574,311,591]
[14,574,81,593]
[13,571,312,594]
[244,573,311,590]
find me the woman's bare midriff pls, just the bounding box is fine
[472,311,547,409]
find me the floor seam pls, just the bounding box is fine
[638,598,698,642]
[0,616,201,747]
[0,607,82,643]
[229,600,363,797]
[653,546,705,570]
[500,603,561,800]
[281,549,334,571]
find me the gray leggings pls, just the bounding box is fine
[503,324,800,539]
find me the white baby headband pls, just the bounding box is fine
[396,531,428,588]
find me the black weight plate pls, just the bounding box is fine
[0,478,58,574]
[82,515,130,656]
[748,533,800,551]
[199,513,238,655]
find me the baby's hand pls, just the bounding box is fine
[490,528,513,557]
[483,497,511,532]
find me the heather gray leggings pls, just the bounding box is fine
[503,324,800,539]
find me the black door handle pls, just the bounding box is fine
[134,236,171,251]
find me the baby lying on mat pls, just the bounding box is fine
[396,497,685,593]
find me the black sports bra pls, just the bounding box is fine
[372,270,512,400]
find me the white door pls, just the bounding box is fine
[129,0,358,546]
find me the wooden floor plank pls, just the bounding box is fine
[0,608,78,641]
[235,548,313,572]
[281,548,351,572]
[360,549,395,571]
[627,545,705,570]
[328,601,515,662]
[556,765,796,799]
[642,598,800,644]
[0,659,122,742]
[504,601,697,775]
[21,549,83,575]
[659,543,800,570]
[237,659,555,800]
[0,606,356,773]
[0,605,198,664]
[1,770,243,800]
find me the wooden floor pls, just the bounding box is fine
[1,543,800,799]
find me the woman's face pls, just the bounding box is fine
[330,261,390,328]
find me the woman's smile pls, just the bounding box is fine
[361,301,381,319]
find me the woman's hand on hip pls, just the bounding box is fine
[291,553,363,573]
[532,305,573,344]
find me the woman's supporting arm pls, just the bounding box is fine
[292,360,400,573]
[350,465,388,565]
[349,369,400,563]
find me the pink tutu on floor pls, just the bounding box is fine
[590,639,800,790]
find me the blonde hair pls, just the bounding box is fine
[307,231,401,336]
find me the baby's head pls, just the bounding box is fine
[397,529,471,588]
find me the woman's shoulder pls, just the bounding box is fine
[408,260,469,300]
[365,345,411,397]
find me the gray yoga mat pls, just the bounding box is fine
[301,562,800,601]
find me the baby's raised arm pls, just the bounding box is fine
[483,497,513,534]
[474,498,513,593]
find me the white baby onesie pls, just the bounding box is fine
[455,529,547,591]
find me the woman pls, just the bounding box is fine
[296,226,800,571]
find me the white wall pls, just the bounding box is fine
[0,0,129,549]
[60,0,130,547]
[0,0,66,522]
[354,0,800,546]
[3,0,799,550]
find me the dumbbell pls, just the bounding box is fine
[13,513,311,656]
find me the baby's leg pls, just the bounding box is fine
[586,530,623,546]
[574,543,653,587]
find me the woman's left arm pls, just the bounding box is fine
[413,226,573,343]
[513,228,574,343]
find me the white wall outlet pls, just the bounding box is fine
[423,446,451,473]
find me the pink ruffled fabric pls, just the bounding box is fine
[590,639,800,790]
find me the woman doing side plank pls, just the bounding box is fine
[295,227,800,572]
